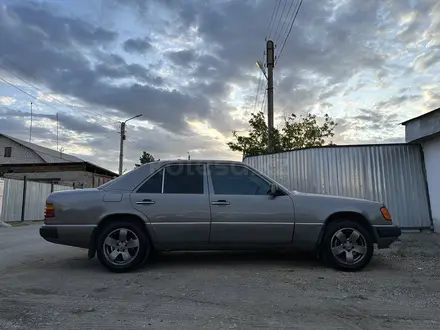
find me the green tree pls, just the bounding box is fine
[135,151,156,168]
[227,112,337,157]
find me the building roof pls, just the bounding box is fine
[1,133,83,163]
[401,107,440,125]
[0,133,117,176]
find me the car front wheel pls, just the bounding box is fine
[96,221,150,273]
[321,220,374,271]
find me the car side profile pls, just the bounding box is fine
[40,160,401,272]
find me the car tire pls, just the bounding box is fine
[321,220,374,271]
[96,221,150,273]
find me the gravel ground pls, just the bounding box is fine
[0,225,439,329]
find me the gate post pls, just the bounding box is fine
[21,176,27,222]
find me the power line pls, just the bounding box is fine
[253,50,267,113]
[0,58,108,120]
[0,75,102,125]
[276,0,304,65]
[267,0,282,39]
[253,71,263,111]
[259,82,268,113]
[275,0,298,45]
[273,0,289,44]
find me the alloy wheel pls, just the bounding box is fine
[103,228,140,265]
[330,228,367,265]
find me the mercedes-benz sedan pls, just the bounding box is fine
[40,160,401,272]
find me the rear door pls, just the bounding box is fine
[130,163,210,246]
[208,164,295,244]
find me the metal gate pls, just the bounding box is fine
[244,144,431,229]
[0,178,73,222]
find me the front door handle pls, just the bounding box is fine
[136,199,155,205]
[211,200,230,206]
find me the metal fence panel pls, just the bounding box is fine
[244,144,431,228]
[0,179,73,222]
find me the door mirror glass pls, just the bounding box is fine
[269,183,278,195]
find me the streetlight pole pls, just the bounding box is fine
[119,114,142,175]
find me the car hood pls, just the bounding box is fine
[290,190,381,205]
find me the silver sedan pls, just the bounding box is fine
[40,160,401,272]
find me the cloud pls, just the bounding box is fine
[123,37,152,54]
[1,0,440,172]
[166,49,197,66]
[0,96,15,105]
[0,2,215,134]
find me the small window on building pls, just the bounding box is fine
[4,147,11,158]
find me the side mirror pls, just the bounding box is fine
[269,183,278,196]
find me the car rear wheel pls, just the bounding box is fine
[321,220,374,271]
[96,221,150,273]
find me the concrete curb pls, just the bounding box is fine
[0,221,12,228]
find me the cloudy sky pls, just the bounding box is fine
[0,0,439,173]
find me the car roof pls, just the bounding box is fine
[152,159,244,165]
[100,159,247,192]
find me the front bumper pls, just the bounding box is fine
[374,225,401,249]
[40,225,95,249]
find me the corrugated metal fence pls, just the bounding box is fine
[0,178,73,222]
[244,144,431,228]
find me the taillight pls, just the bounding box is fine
[380,207,392,221]
[45,203,55,218]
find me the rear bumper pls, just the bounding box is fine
[374,225,401,249]
[40,225,96,249]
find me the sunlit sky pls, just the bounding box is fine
[0,0,439,173]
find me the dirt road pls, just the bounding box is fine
[1,225,439,329]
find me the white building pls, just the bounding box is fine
[402,108,440,233]
[0,133,117,188]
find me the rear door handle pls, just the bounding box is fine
[211,200,230,206]
[136,199,155,205]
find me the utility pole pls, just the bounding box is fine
[118,121,126,176]
[118,114,142,176]
[29,102,33,142]
[256,40,275,153]
[266,40,275,153]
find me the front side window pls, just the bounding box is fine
[209,165,270,195]
[137,169,163,193]
[163,164,204,194]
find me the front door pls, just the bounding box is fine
[208,164,295,244]
[130,164,210,246]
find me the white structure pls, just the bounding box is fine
[402,108,440,233]
[0,133,117,188]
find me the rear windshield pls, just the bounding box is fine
[98,162,160,191]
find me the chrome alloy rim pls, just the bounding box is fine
[103,228,140,265]
[331,228,367,265]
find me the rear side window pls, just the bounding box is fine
[137,169,163,193]
[163,164,204,194]
[209,165,270,195]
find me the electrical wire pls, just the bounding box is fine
[267,0,282,39]
[273,0,289,44]
[0,75,112,130]
[0,58,108,120]
[276,0,304,65]
[259,82,268,113]
[253,71,263,111]
[274,0,298,45]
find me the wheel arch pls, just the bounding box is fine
[88,213,155,258]
[316,211,378,252]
